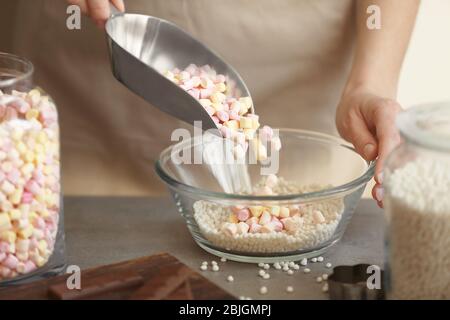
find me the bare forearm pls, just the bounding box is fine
[346,0,420,98]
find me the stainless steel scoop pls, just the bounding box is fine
[105,8,253,132]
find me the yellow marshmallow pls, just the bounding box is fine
[11,129,24,141]
[37,132,48,144]
[28,211,38,221]
[38,240,48,253]
[24,150,35,163]
[18,204,30,215]
[34,143,45,154]
[16,141,27,155]
[239,117,253,129]
[249,206,264,218]
[21,163,35,176]
[280,207,290,218]
[224,120,239,131]
[8,209,22,220]
[0,230,16,243]
[40,209,50,218]
[18,225,34,239]
[211,102,224,112]
[215,83,226,93]
[35,255,47,267]
[25,108,40,120]
[28,89,41,101]
[228,214,239,224]
[35,193,45,203]
[16,252,29,262]
[0,213,12,231]
[199,99,212,107]
[239,97,253,109]
[45,194,55,207]
[35,153,45,164]
[210,92,226,103]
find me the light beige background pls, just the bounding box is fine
[398,0,450,107]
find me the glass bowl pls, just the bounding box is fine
[156,128,375,263]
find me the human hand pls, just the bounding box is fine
[336,86,402,207]
[67,0,125,28]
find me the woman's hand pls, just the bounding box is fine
[67,0,125,28]
[336,86,402,207]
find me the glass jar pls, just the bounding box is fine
[384,103,450,299]
[0,52,65,284]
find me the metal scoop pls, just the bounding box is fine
[105,7,253,132]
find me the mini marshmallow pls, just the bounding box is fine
[236,209,250,222]
[259,211,272,225]
[249,206,264,218]
[280,207,290,218]
[222,223,237,236]
[313,210,326,224]
[265,174,278,188]
[236,222,249,234]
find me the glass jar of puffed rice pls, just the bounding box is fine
[384,103,450,299]
[0,52,65,285]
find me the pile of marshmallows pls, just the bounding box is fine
[165,64,281,160]
[0,89,60,280]
[221,175,326,236]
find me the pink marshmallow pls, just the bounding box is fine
[23,260,37,273]
[4,107,18,121]
[21,192,33,204]
[249,223,262,233]
[6,169,20,185]
[25,180,41,195]
[216,110,229,122]
[231,205,245,214]
[200,88,212,99]
[236,209,250,222]
[271,216,284,231]
[187,89,200,99]
[220,126,232,139]
[33,217,46,230]
[228,110,240,120]
[3,254,19,269]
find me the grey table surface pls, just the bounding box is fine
[64,197,384,300]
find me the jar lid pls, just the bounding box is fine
[397,102,450,151]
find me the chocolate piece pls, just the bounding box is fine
[129,265,193,300]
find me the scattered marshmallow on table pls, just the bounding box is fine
[0,89,60,281]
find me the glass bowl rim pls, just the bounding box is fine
[155,128,375,201]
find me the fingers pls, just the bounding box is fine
[372,99,402,183]
[372,184,384,208]
[348,113,379,161]
[86,0,112,27]
[111,0,125,12]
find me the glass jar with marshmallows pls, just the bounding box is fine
[0,52,65,284]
